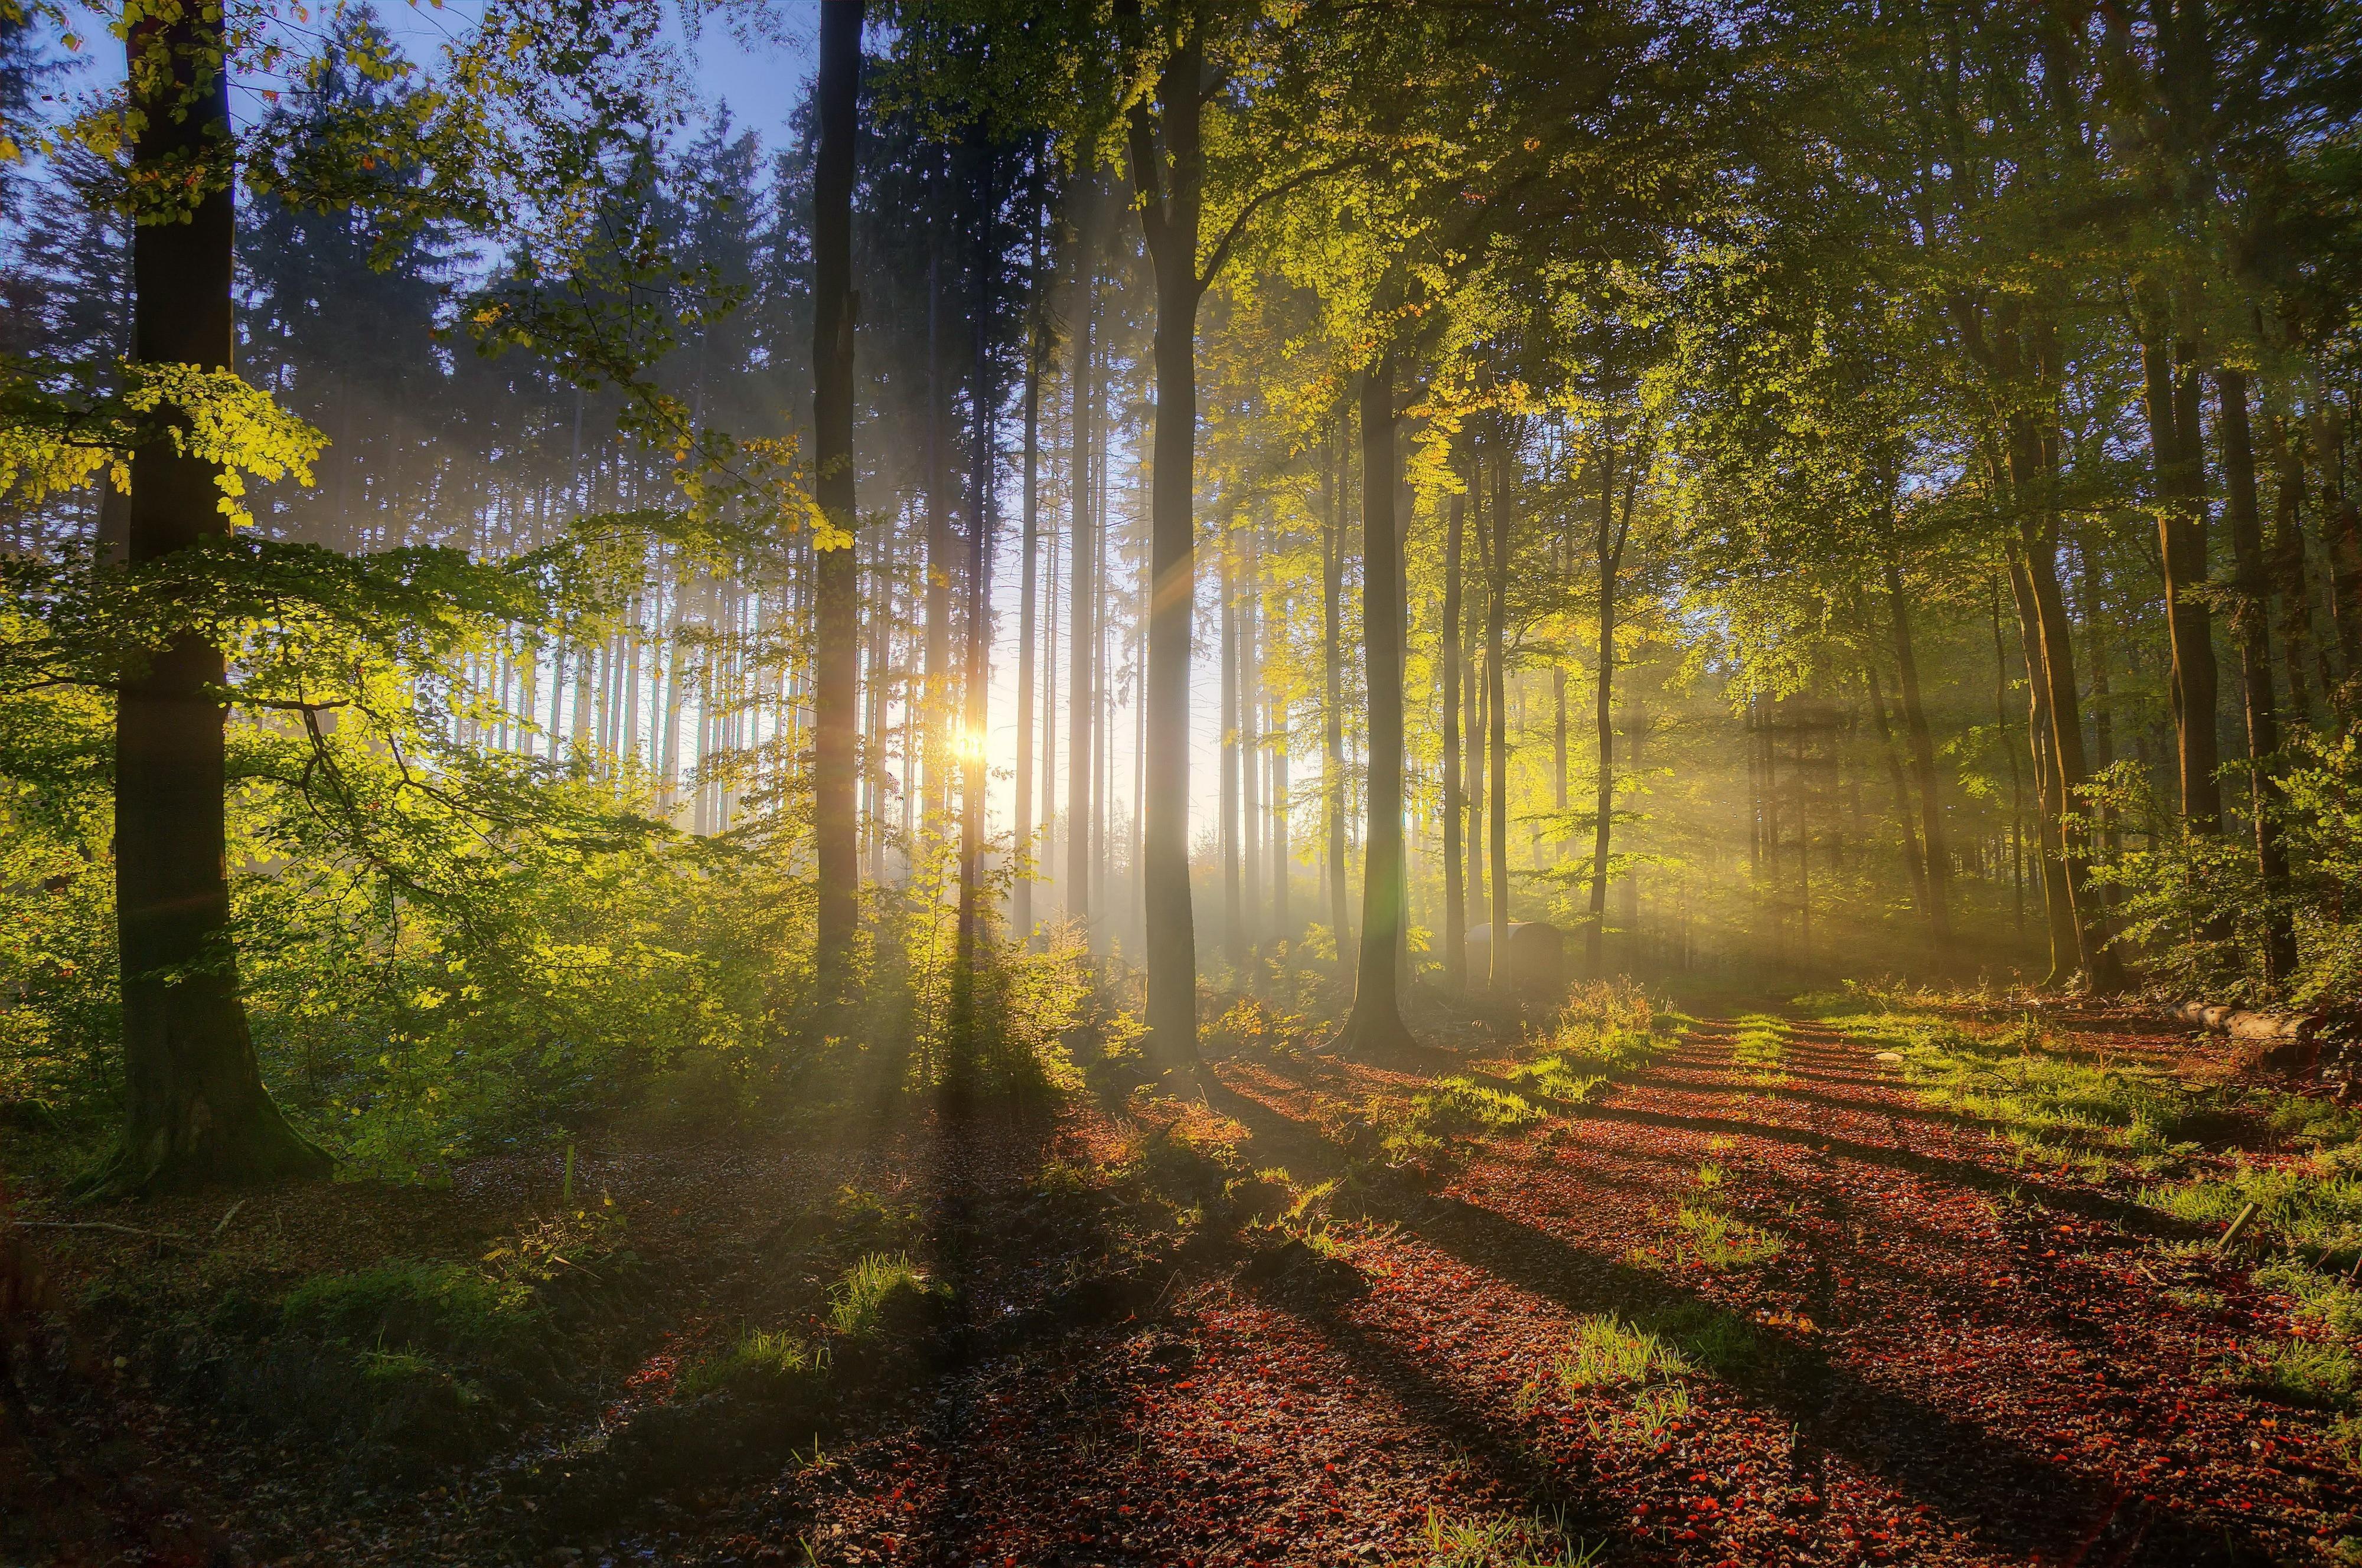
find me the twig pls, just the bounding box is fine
[2216,1201,2262,1255]
[212,1199,244,1239]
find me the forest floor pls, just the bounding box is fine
[7,991,2362,1568]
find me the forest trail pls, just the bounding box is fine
[11,1008,2356,1567]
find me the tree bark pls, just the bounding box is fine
[1066,206,1097,929]
[2218,369,2298,983]
[1584,438,1635,981]
[811,0,862,981]
[2141,321,2224,830]
[1221,520,1241,963]
[1337,354,1414,1056]
[1488,450,1512,989]
[1881,533,1951,941]
[1124,12,1205,1069]
[1441,485,1466,991]
[1013,166,1045,942]
[1323,426,1352,975]
[2006,548,2082,984]
[104,10,330,1192]
[955,151,997,986]
[1863,656,1928,917]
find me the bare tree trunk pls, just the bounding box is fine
[1221,521,1241,963]
[811,0,863,979]
[2141,318,2224,830]
[1323,422,1352,974]
[2265,406,2320,723]
[1488,449,1512,988]
[1066,219,1096,928]
[1242,522,1262,953]
[1123,11,1206,1069]
[1881,525,1951,940]
[103,7,329,1192]
[1864,657,1928,917]
[1441,484,1466,991]
[2218,368,2298,983]
[1337,352,1415,1056]
[2007,549,2081,983]
[955,152,998,986]
[1013,167,1045,942]
[1584,437,1635,981]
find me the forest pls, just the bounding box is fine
[4,0,2362,1563]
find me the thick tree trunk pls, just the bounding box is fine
[1241,525,1262,952]
[1882,537,1951,940]
[103,11,329,1193]
[1337,354,1414,1056]
[810,0,862,980]
[1124,18,1206,1070]
[2218,370,2298,983]
[1441,486,1466,991]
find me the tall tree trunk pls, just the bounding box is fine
[1124,12,1206,1069]
[1220,521,1241,963]
[2265,406,2319,723]
[104,10,329,1192]
[1066,221,1096,928]
[1881,531,1952,940]
[955,152,997,986]
[1338,353,1414,1056]
[1323,427,1352,975]
[1864,657,1929,917]
[1441,485,1466,991]
[1013,166,1045,942]
[1584,439,1634,981]
[2141,320,2224,829]
[1487,449,1512,987]
[1242,523,1262,952]
[924,230,952,826]
[810,0,862,981]
[2309,398,2362,684]
[2219,370,2299,983]
[2007,548,2082,982]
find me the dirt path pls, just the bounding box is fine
[13,1012,2357,1566]
[592,1014,2353,1568]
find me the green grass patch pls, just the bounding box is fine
[828,1251,944,1340]
[1731,1014,1789,1086]
[1421,1506,1605,1568]
[677,1327,824,1402]
[2230,1337,2358,1409]
[280,1260,536,1357]
[1554,1313,1692,1390]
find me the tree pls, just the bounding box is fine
[810,0,864,982]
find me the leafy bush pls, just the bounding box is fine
[280,1260,535,1357]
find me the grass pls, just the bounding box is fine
[280,1260,535,1357]
[677,1327,824,1401]
[1670,1162,1786,1269]
[2257,1257,2362,1339]
[828,1251,941,1340]
[2231,1337,2358,1409]
[1506,1055,1610,1105]
[1554,1313,1692,1390]
[1731,1014,1789,1086]
[1421,1506,1606,1568]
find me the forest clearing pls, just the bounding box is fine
[7,0,2362,1562]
